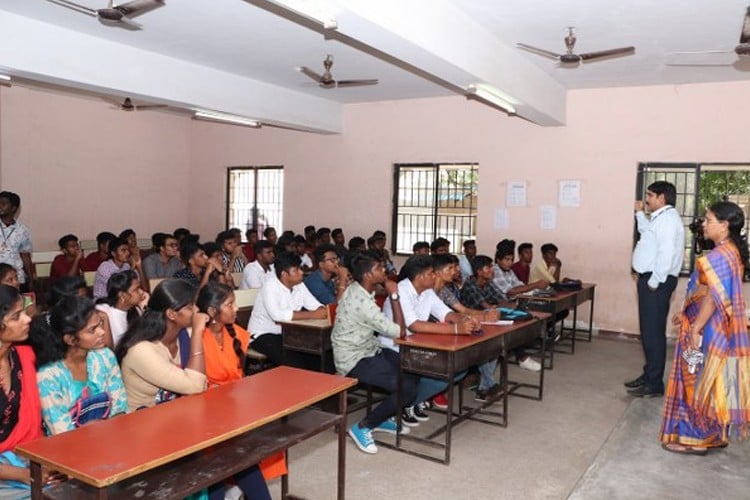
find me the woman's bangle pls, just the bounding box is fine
[453,323,458,335]
[191,351,204,357]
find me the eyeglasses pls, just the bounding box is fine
[322,257,340,263]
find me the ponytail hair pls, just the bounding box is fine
[0,285,21,332]
[28,296,96,368]
[196,282,244,369]
[709,201,750,270]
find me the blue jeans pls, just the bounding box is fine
[477,360,498,391]
[413,371,467,405]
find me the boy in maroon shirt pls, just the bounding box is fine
[511,242,533,284]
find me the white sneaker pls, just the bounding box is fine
[519,357,541,372]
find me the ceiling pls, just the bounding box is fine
[0,0,748,131]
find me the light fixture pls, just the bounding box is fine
[0,74,11,87]
[193,111,261,128]
[264,0,338,29]
[466,83,516,115]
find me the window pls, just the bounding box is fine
[636,162,750,274]
[226,167,284,236]
[392,163,478,255]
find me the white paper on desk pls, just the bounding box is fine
[494,207,509,230]
[506,181,527,207]
[558,180,581,207]
[481,320,514,326]
[540,205,556,230]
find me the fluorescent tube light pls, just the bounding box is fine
[193,111,261,128]
[466,83,516,115]
[0,74,10,86]
[264,0,338,29]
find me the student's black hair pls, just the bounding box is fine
[101,270,141,323]
[119,229,136,240]
[0,285,21,331]
[293,234,306,245]
[0,191,21,209]
[47,276,87,308]
[432,254,455,271]
[348,236,366,251]
[314,243,338,262]
[430,237,451,253]
[304,225,316,236]
[277,232,296,250]
[96,231,117,247]
[150,232,168,250]
[710,201,750,269]
[373,230,386,238]
[174,228,191,241]
[540,243,559,254]
[196,282,244,369]
[471,255,494,276]
[180,239,203,264]
[463,239,476,248]
[331,228,343,238]
[254,239,275,256]
[28,296,96,368]
[245,227,257,239]
[496,238,515,252]
[316,227,331,239]
[57,234,78,250]
[0,264,17,283]
[495,244,515,261]
[398,255,434,282]
[115,279,196,363]
[350,251,380,283]
[647,180,677,207]
[366,235,378,248]
[228,228,242,239]
[263,227,277,238]
[215,230,234,245]
[274,252,302,279]
[107,237,130,259]
[412,241,430,253]
[518,242,533,253]
[202,242,221,258]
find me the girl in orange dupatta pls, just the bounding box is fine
[660,202,750,454]
[197,283,283,497]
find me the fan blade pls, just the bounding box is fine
[336,79,379,87]
[115,15,143,29]
[741,6,750,44]
[516,43,561,60]
[45,0,97,16]
[114,0,164,19]
[298,66,323,83]
[579,46,635,61]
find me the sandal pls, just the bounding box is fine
[661,443,708,456]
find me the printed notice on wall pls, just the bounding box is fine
[558,180,581,207]
[507,181,527,207]
[540,205,557,230]
[494,207,509,230]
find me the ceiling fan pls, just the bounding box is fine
[109,97,167,111]
[45,0,165,29]
[517,27,635,67]
[297,55,378,89]
[665,6,750,67]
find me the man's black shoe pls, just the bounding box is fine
[627,385,664,398]
[624,374,645,389]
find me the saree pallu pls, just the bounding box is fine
[659,244,750,447]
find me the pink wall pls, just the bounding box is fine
[0,85,192,249]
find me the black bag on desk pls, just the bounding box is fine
[551,279,582,292]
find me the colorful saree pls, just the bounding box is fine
[659,243,750,447]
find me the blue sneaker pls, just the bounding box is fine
[348,424,377,454]
[372,417,410,435]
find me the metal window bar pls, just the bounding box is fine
[227,167,284,238]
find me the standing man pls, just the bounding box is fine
[629,181,684,398]
[0,192,34,292]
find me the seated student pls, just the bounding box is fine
[96,270,147,348]
[530,243,562,284]
[333,253,418,453]
[173,227,192,245]
[173,239,228,289]
[49,276,113,347]
[121,280,271,500]
[142,233,184,280]
[0,263,19,289]
[493,243,549,298]
[240,240,276,289]
[368,233,397,276]
[381,255,479,425]
[511,242,534,285]
[303,244,350,305]
[248,252,326,368]
[119,228,148,260]
[304,225,316,243]
[29,296,128,435]
[49,234,84,284]
[263,226,278,246]
[412,241,430,255]
[458,239,476,281]
[294,235,314,271]
[316,227,332,245]
[348,236,366,254]
[216,230,247,274]
[332,228,347,256]
[117,279,207,411]
[0,285,64,493]
[243,228,258,262]
[430,237,451,256]
[82,231,116,272]
[93,236,148,300]
[0,191,34,293]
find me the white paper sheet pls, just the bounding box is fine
[506,181,527,207]
[558,180,581,207]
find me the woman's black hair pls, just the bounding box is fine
[100,270,141,323]
[115,279,196,363]
[709,201,750,269]
[0,263,16,284]
[0,284,21,331]
[28,296,96,368]
[47,276,87,308]
[196,282,244,369]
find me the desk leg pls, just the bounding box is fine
[29,461,42,500]
[444,355,454,465]
[281,449,289,499]
[501,349,509,427]
[571,298,578,354]
[396,363,403,449]
[337,390,347,500]
[538,323,546,401]
[586,293,595,342]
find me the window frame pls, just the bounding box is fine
[225,166,284,237]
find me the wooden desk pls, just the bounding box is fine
[17,367,356,500]
[383,315,546,464]
[278,318,333,372]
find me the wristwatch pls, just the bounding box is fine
[390,293,400,301]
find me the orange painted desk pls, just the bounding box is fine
[278,318,333,372]
[16,366,357,500]
[385,315,546,464]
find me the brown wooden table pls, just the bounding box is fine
[380,315,546,464]
[278,318,333,372]
[17,367,356,500]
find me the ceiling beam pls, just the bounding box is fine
[0,10,342,134]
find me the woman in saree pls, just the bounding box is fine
[660,201,750,454]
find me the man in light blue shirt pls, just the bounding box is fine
[628,181,685,397]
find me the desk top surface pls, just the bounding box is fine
[395,316,543,352]
[16,366,355,488]
[518,282,596,302]
[276,318,332,329]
